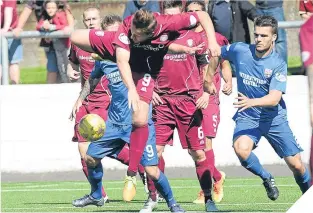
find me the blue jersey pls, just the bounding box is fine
[221,42,287,124]
[90,60,152,125]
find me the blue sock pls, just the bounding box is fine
[153,171,176,208]
[88,163,103,200]
[294,167,311,194]
[240,152,271,180]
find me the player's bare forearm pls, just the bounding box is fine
[69,61,79,72]
[307,64,313,105]
[116,47,136,90]
[78,77,100,101]
[70,29,93,53]
[251,90,282,107]
[168,43,188,54]
[204,57,218,84]
[221,60,232,83]
[196,11,217,46]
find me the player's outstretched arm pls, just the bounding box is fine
[221,60,232,95]
[203,57,218,95]
[69,71,101,120]
[234,90,282,112]
[168,43,204,55]
[70,29,94,53]
[195,11,220,57]
[115,46,140,111]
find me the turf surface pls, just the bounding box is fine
[1,177,301,212]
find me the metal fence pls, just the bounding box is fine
[0,20,305,85]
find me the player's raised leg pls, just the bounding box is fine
[233,123,279,201]
[265,121,311,194]
[122,72,155,202]
[140,124,185,213]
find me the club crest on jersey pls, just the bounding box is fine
[264,68,273,78]
[187,39,194,47]
[160,34,168,42]
[95,31,104,37]
[118,33,130,44]
[275,72,287,82]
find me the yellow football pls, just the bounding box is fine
[78,114,106,141]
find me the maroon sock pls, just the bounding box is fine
[195,158,213,203]
[206,150,221,182]
[81,158,107,197]
[158,155,165,173]
[116,144,130,165]
[138,164,145,175]
[127,125,149,176]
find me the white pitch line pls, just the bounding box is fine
[1,184,298,192]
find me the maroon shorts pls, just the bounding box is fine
[72,104,109,142]
[202,104,220,138]
[153,95,205,150]
[132,72,155,104]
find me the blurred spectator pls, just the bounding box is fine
[123,0,160,19]
[299,0,313,20]
[255,0,287,64]
[207,0,258,44]
[13,0,74,84]
[159,0,186,14]
[0,0,22,84]
[36,0,70,83]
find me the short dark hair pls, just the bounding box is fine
[254,15,278,35]
[132,9,157,36]
[101,14,122,30]
[162,0,183,10]
[185,0,206,12]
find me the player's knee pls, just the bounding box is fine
[190,149,206,162]
[287,158,305,174]
[145,165,160,180]
[233,140,252,159]
[132,118,148,127]
[85,155,98,168]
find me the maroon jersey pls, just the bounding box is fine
[68,44,110,107]
[155,30,208,96]
[300,16,313,68]
[200,32,229,105]
[89,29,116,62]
[113,12,200,78]
[1,0,18,30]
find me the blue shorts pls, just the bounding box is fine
[233,119,303,158]
[87,120,158,167]
[0,38,23,65]
[44,48,59,73]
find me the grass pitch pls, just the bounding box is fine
[1,177,301,212]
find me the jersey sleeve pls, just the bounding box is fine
[221,43,237,62]
[158,12,200,33]
[269,62,287,94]
[89,29,115,59]
[68,44,79,64]
[112,17,131,51]
[299,1,306,13]
[299,17,313,68]
[90,61,104,79]
[4,0,17,8]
